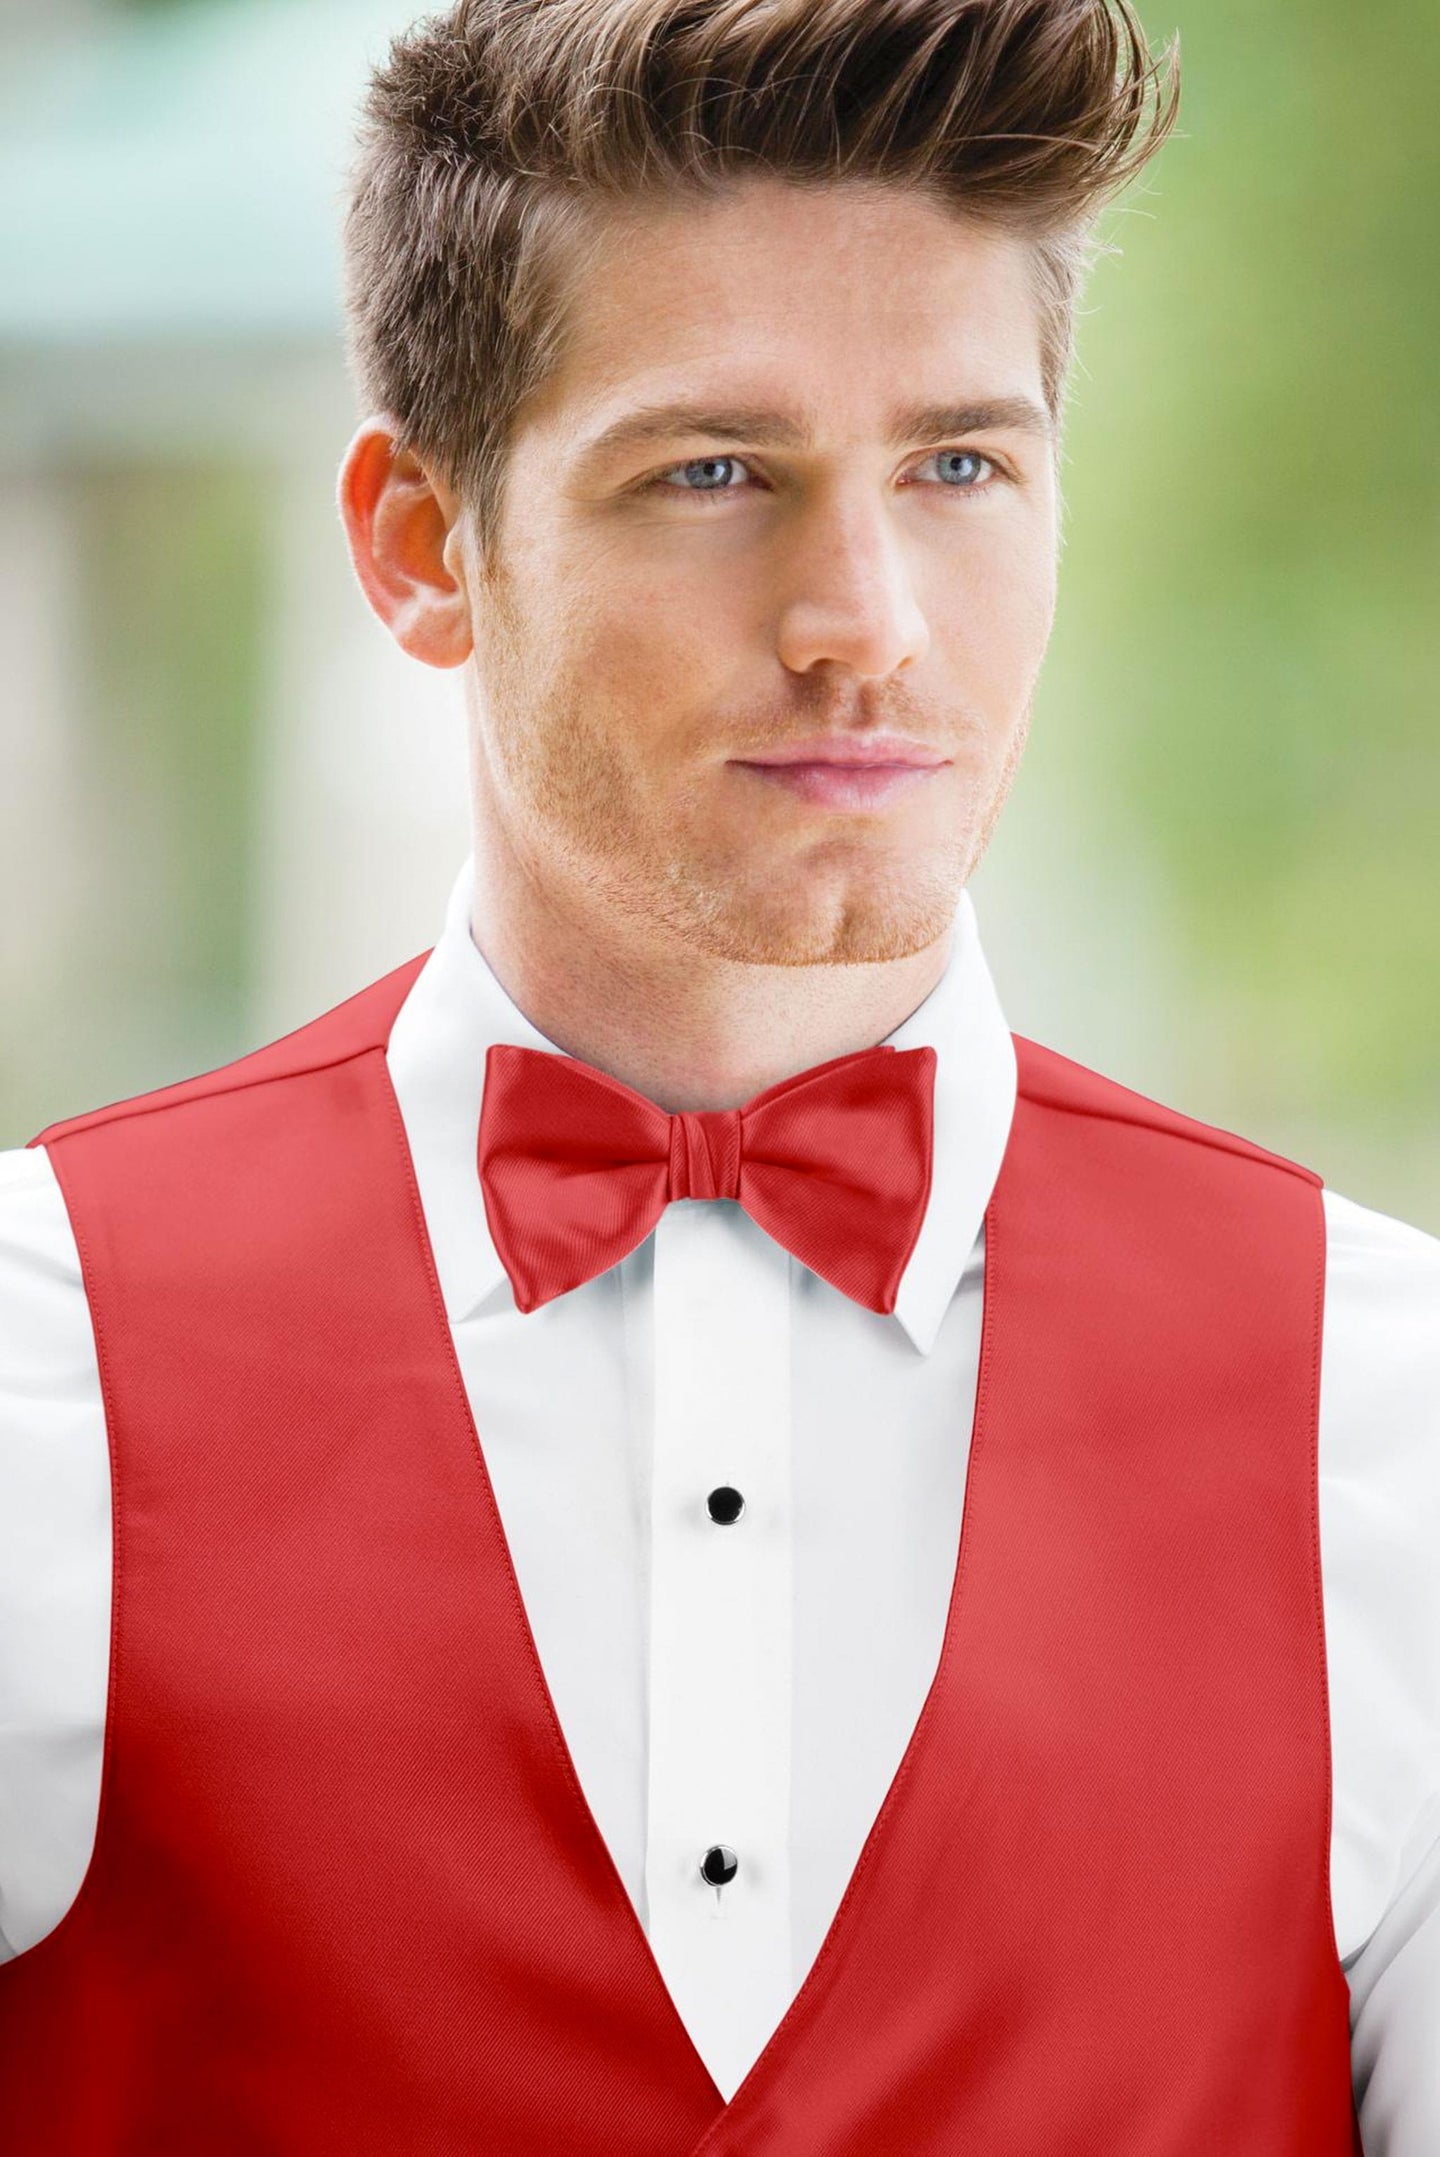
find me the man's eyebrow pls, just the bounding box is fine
[575,395,1053,467]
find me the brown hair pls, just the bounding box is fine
[342,0,1179,557]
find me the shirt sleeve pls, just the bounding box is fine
[1320,1187,1440,2150]
[1349,1805,1440,2150]
[0,1142,109,1959]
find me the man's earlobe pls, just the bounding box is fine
[336,417,474,670]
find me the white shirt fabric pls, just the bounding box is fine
[1,852,1438,2139]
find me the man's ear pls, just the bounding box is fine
[336,417,473,669]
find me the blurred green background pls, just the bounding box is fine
[1,0,1436,1229]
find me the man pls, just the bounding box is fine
[0,0,1434,2147]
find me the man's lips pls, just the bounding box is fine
[735,761,946,808]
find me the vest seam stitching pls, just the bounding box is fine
[33,1038,390,1147]
[1306,1177,1349,1993]
[1017,1089,1321,1186]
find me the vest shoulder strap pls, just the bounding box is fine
[1012,1031,1322,1190]
[28,954,1321,1202]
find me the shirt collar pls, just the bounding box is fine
[385,852,1017,1357]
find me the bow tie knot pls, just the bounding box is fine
[668,1108,742,1203]
[477,1040,937,1316]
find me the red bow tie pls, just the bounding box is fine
[477,1041,937,1315]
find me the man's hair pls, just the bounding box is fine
[342,0,1178,556]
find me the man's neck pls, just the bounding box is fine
[468,842,953,1116]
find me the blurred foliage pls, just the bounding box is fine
[69,464,269,1094]
[1054,0,1439,1153]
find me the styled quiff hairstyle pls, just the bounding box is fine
[343,0,1178,557]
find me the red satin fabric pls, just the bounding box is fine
[0,954,1360,2152]
[477,1040,937,1315]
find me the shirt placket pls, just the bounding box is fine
[643,1195,793,2099]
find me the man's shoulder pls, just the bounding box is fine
[0,1140,75,1246]
[0,1140,88,1360]
[0,1142,57,1203]
[26,950,432,1153]
[1324,1179,1440,1262]
[1321,1179,1440,1333]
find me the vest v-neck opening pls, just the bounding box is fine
[0,978,1360,2151]
[375,1043,996,2137]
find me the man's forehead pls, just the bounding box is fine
[554,173,1033,317]
[530,188,1049,454]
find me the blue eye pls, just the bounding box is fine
[660,455,749,493]
[926,449,993,487]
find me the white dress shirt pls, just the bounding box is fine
[1,853,1438,2140]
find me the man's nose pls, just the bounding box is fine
[772,492,930,679]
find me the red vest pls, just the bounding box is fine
[0,954,1360,2153]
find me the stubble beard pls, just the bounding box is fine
[479,604,1033,970]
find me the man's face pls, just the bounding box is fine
[459,177,1059,966]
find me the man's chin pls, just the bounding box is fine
[673,883,961,968]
